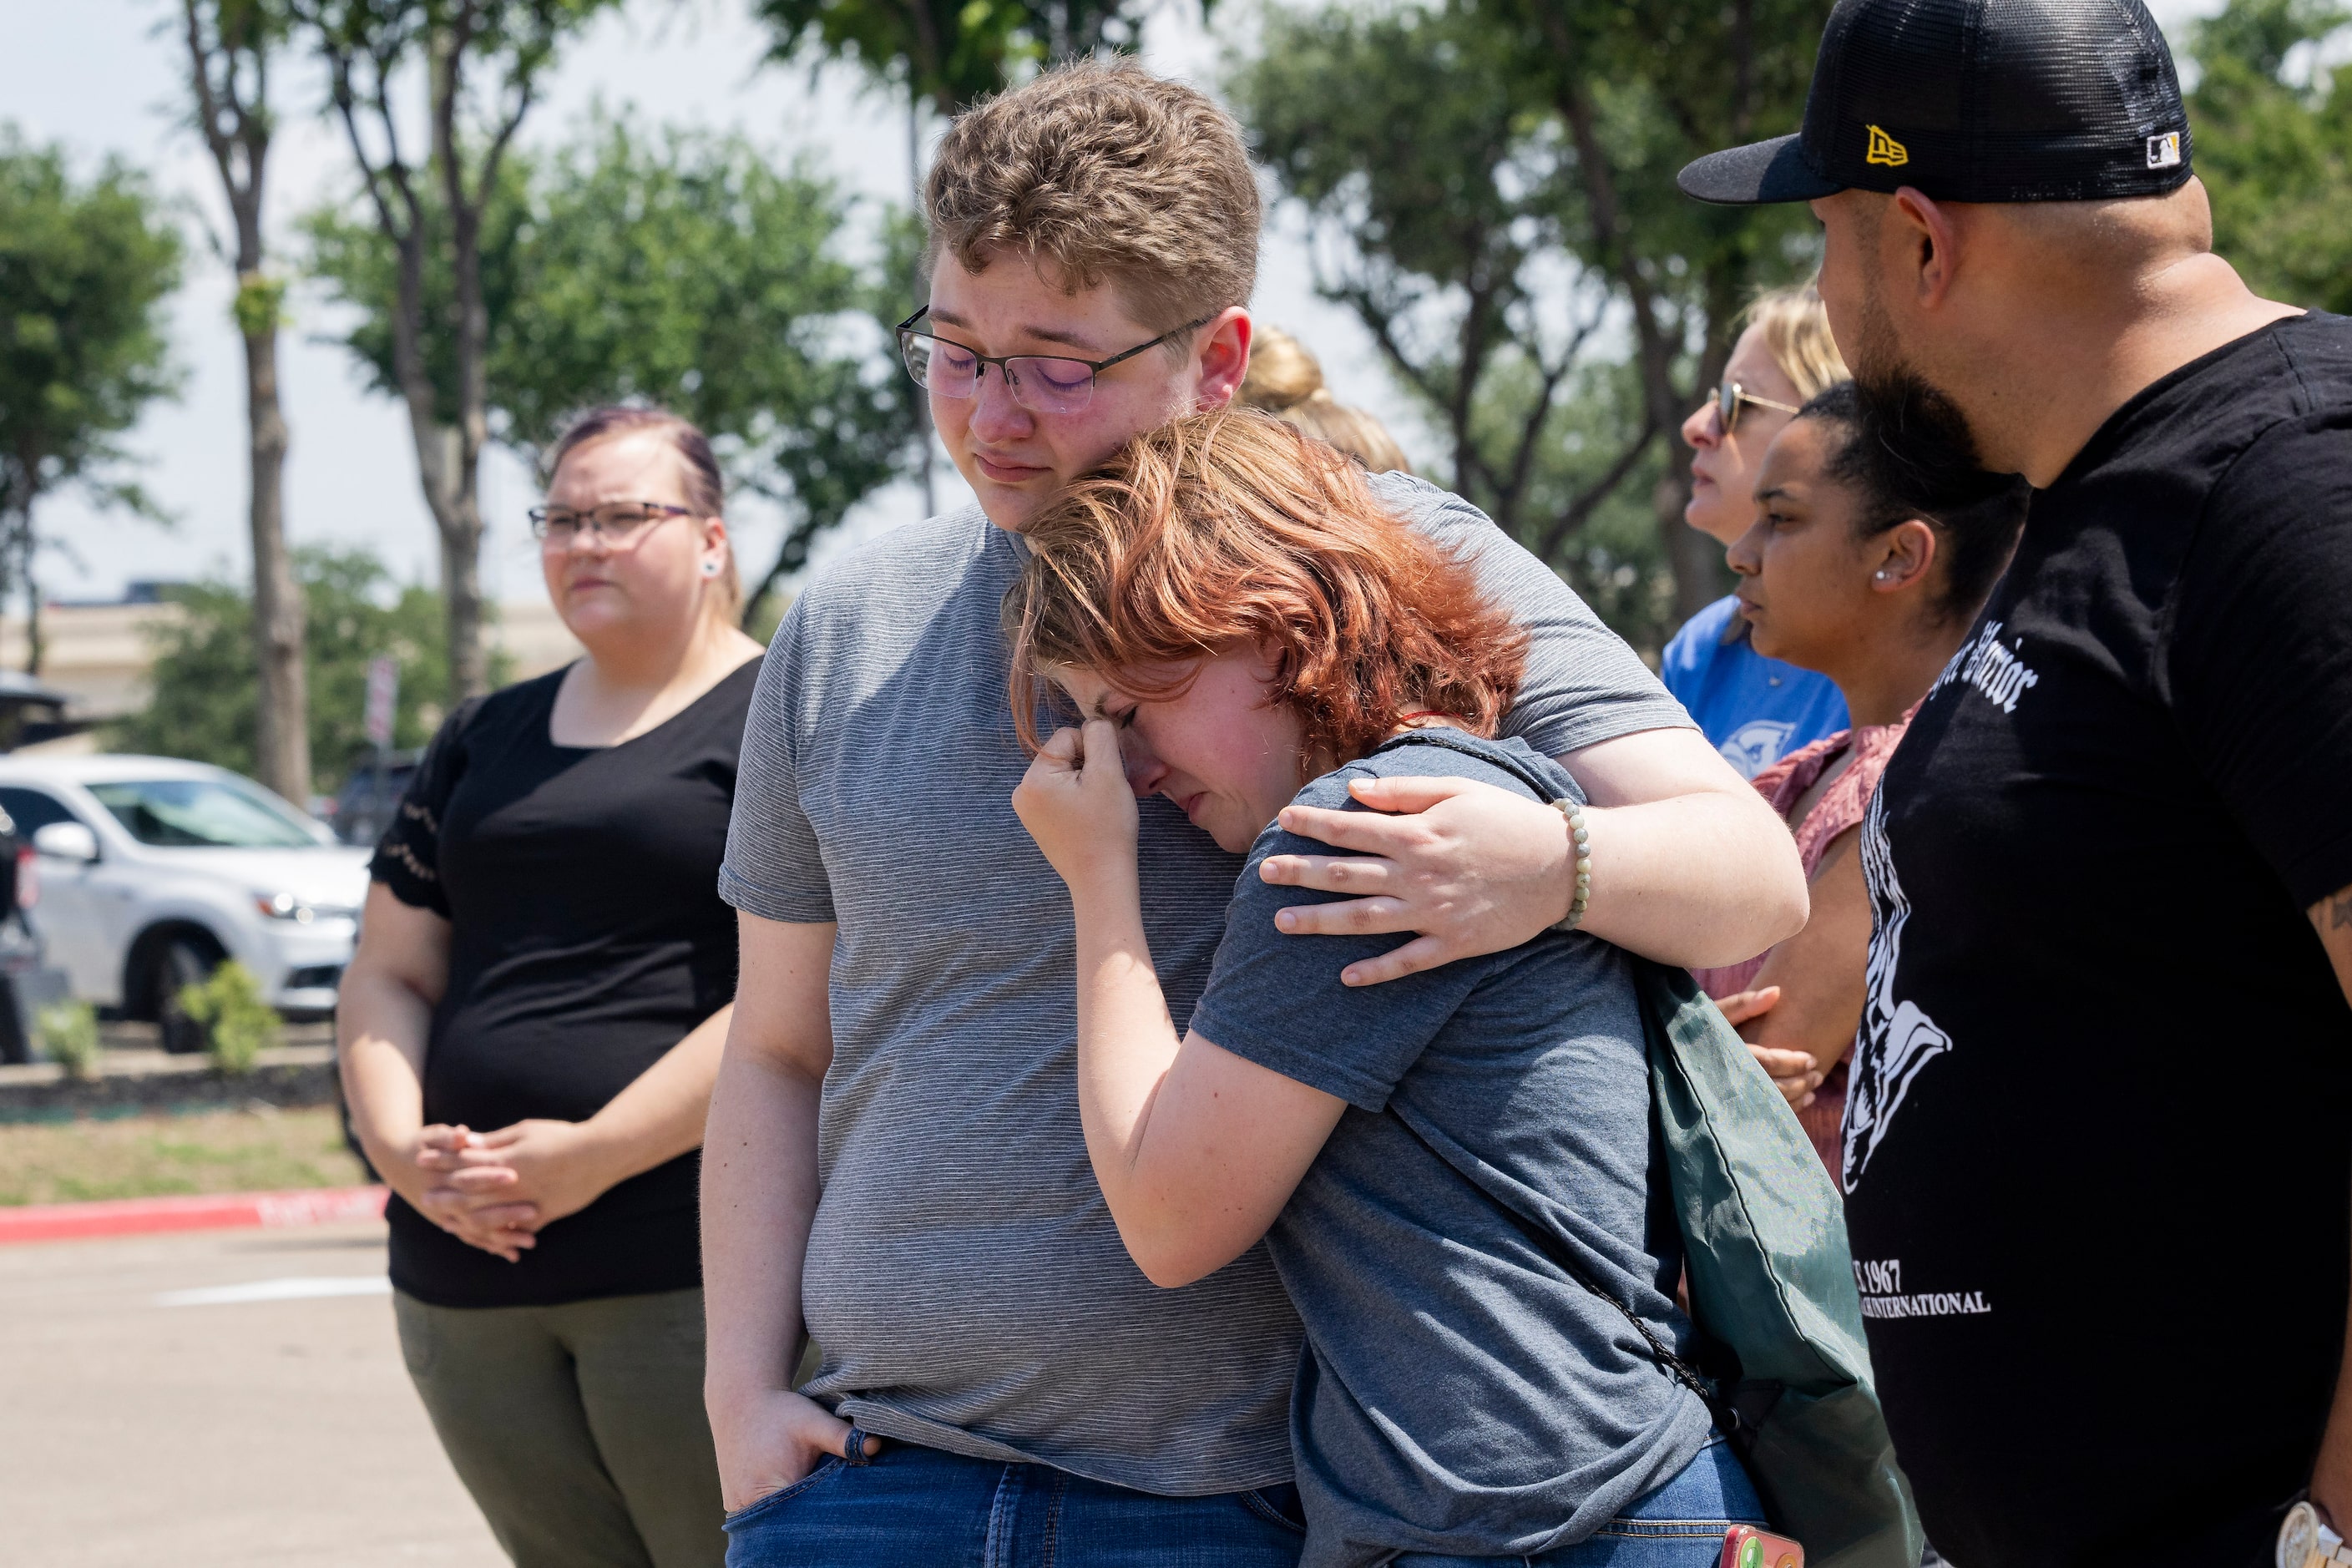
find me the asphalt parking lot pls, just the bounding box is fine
[0,1219,503,1565]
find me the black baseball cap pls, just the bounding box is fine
[1678,0,2194,205]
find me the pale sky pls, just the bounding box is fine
[6,0,2225,607]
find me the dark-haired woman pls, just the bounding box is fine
[339,407,761,1567]
[1694,383,2027,1181]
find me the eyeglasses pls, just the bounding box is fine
[1710,381,1804,435]
[527,501,693,549]
[895,307,1215,415]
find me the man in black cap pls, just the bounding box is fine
[1682,3,2352,1565]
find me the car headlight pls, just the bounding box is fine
[253,893,358,924]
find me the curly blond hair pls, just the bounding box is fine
[925,58,1262,336]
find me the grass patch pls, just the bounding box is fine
[0,1105,367,1206]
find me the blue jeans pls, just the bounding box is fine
[722,1439,1306,1567]
[1393,1438,1767,1567]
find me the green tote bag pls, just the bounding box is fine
[1635,958,1924,1568]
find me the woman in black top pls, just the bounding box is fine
[339,406,761,1568]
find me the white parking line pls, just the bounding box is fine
[155,1276,392,1308]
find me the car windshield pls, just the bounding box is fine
[86,778,318,849]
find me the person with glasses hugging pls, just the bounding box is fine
[338,405,762,1568]
[1661,285,1854,781]
[704,57,1804,1568]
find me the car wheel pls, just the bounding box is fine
[152,938,218,1055]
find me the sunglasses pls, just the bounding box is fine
[1710,380,1803,435]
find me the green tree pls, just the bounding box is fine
[1233,8,1640,539]
[291,0,622,701]
[1230,6,1669,650]
[753,0,1033,118]
[304,113,920,630]
[117,546,455,791]
[752,0,1168,117]
[180,0,312,805]
[1234,0,1828,630]
[2186,0,2352,315]
[0,130,185,673]
[1479,0,1829,624]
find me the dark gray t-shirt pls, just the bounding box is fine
[718,474,1692,1495]
[1193,732,1711,1565]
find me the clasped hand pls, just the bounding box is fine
[1715,986,1824,1109]
[405,1119,616,1263]
[1012,720,1139,891]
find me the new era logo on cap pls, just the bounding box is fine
[1677,0,2196,206]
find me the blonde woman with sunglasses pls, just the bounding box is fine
[1662,284,1853,780]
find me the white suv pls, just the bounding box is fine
[0,756,371,1049]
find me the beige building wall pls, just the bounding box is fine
[0,598,585,726]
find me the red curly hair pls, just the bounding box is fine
[1004,410,1527,768]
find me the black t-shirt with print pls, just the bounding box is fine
[1849,314,2352,1568]
[372,659,758,1309]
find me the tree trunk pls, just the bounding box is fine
[20,528,42,677]
[439,499,488,700]
[411,418,488,700]
[186,3,311,799]
[243,293,311,802]
[1550,68,1717,625]
[313,16,495,705]
[435,12,494,703]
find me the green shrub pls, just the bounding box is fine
[177,962,281,1076]
[35,999,102,1081]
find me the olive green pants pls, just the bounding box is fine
[395,1286,725,1568]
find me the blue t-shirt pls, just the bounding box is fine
[1660,594,1849,778]
[1189,731,1711,1568]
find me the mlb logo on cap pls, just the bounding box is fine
[1677,0,2197,206]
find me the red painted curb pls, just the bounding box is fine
[0,1186,388,1245]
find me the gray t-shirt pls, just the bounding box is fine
[1191,731,1712,1565]
[718,473,1692,1495]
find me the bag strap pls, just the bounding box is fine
[1383,1109,1743,1442]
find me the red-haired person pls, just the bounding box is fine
[1006,411,1766,1568]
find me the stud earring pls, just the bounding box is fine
[702,560,721,577]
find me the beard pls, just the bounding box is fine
[1850,287,2021,512]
